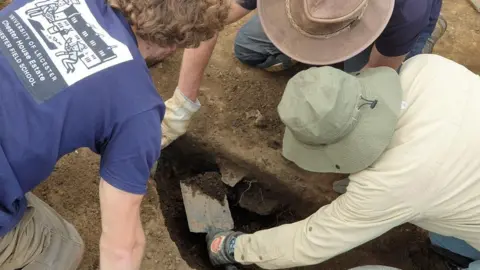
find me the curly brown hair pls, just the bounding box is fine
[110,0,230,48]
[0,0,11,10]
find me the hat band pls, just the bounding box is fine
[285,0,368,39]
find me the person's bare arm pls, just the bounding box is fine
[179,2,251,100]
[99,178,145,270]
[363,44,406,71]
[161,2,252,149]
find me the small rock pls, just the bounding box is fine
[145,251,153,259]
[217,158,248,187]
[254,114,267,128]
[237,182,281,215]
[267,139,282,150]
[246,110,268,128]
[245,109,260,119]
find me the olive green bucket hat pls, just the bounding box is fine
[278,66,402,174]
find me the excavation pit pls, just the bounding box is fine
[153,138,450,270]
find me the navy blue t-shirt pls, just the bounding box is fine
[0,0,164,236]
[238,0,442,57]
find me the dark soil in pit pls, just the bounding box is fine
[183,172,228,205]
[154,140,452,270]
[154,139,293,269]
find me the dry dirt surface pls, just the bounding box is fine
[0,0,474,269]
[435,0,480,74]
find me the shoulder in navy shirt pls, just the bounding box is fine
[376,0,442,57]
[0,0,164,236]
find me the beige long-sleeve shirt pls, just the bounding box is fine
[234,54,480,269]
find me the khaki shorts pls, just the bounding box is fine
[0,193,84,270]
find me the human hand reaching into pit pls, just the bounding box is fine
[206,229,244,267]
[161,87,201,149]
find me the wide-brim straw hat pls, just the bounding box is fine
[258,0,395,65]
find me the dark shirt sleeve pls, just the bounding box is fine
[99,108,162,195]
[236,0,257,10]
[375,0,433,57]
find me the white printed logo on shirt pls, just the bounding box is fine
[0,0,133,103]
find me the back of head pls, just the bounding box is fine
[110,0,230,48]
[0,0,10,10]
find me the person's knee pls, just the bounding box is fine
[63,225,84,270]
[27,193,85,269]
[67,220,85,255]
[233,40,254,65]
[233,15,274,67]
[234,32,265,67]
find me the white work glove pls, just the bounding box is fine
[161,87,201,149]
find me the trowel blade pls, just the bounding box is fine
[180,181,234,233]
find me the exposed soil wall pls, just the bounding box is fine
[153,139,451,270]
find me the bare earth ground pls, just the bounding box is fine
[16,0,479,269]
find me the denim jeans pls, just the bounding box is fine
[429,232,480,269]
[234,13,438,72]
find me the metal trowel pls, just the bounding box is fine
[180,181,234,233]
[180,180,237,270]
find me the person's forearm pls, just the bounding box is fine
[177,1,250,101]
[232,186,412,269]
[178,35,219,101]
[99,179,145,270]
[100,224,145,270]
[364,44,406,71]
[132,217,146,270]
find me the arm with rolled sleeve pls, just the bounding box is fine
[234,177,416,269]
[98,109,162,270]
